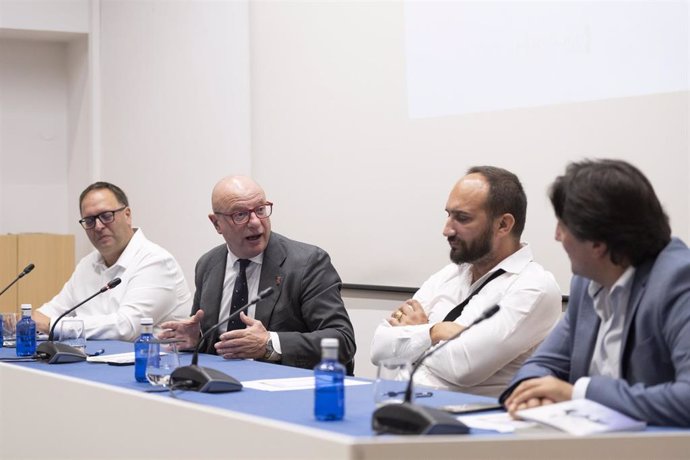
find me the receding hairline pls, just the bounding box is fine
[211,176,266,209]
[449,173,491,206]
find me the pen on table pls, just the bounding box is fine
[87,349,106,357]
[384,391,433,398]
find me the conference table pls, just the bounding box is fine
[1,341,688,459]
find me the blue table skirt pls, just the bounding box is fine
[1,340,505,437]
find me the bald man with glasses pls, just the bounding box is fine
[35,182,191,341]
[159,176,356,373]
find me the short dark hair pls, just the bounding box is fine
[549,159,671,266]
[79,182,129,212]
[467,165,527,238]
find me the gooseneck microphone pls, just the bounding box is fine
[36,277,122,364]
[170,286,275,393]
[0,263,35,298]
[372,304,501,435]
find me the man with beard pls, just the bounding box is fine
[370,166,562,396]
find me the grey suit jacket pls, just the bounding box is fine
[192,232,356,372]
[500,238,690,426]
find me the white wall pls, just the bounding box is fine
[0,0,89,33]
[65,35,93,257]
[97,0,252,288]
[0,0,90,248]
[0,39,71,234]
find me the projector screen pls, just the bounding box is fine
[251,1,689,292]
[405,1,688,117]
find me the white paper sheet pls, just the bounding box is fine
[457,412,537,433]
[242,376,371,392]
[87,352,135,364]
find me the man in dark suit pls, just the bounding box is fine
[501,159,690,427]
[160,176,355,372]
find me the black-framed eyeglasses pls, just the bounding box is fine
[79,206,127,229]
[214,202,273,225]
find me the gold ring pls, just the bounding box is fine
[394,311,403,320]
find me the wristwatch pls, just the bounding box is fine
[263,337,276,360]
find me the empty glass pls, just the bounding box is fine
[374,358,413,406]
[59,318,86,352]
[145,341,180,389]
[2,312,18,347]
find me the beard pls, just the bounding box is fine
[448,225,493,264]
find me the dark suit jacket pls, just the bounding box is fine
[192,232,356,373]
[500,238,690,426]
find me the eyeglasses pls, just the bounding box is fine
[214,202,273,225]
[79,206,127,229]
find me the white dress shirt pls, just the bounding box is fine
[572,266,636,399]
[370,244,562,397]
[219,249,283,355]
[38,229,191,341]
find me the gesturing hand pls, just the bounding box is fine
[158,309,204,350]
[215,312,270,360]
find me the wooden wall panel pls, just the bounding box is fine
[16,234,75,311]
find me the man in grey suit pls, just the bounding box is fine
[160,176,356,372]
[501,159,690,427]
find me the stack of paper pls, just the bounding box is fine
[517,399,646,436]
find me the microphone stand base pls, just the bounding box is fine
[372,402,470,435]
[170,364,242,393]
[36,342,87,364]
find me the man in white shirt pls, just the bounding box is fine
[370,166,562,397]
[34,182,191,341]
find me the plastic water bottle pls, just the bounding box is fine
[314,338,345,421]
[134,317,156,382]
[16,304,36,356]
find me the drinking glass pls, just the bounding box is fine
[59,319,86,352]
[374,358,413,406]
[145,341,180,389]
[2,312,18,347]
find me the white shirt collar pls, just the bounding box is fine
[588,265,636,321]
[444,242,534,286]
[91,228,145,272]
[588,265,636,300]
[225,245,264,267]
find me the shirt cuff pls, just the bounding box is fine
[411,323,434,350]
[572,377,591,399]
[269,331,282,355]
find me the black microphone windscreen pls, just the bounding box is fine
[107,277,122,289]
[23,263,35,275]
[481,304,500,320]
